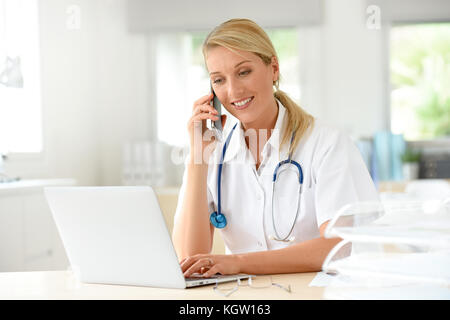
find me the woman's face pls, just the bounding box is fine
[206,46,279,128]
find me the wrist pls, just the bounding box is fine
[233,253,247,274]
[187,155,209,169]
[189,139,218,166]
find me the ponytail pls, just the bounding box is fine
[273,84,315,156]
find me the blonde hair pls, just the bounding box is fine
[202,18,314,155]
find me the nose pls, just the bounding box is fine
[227,77,244,100]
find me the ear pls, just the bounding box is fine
[270,56,280,82]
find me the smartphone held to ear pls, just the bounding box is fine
[208,86,223,140]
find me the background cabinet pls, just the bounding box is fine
[0,180,75,272]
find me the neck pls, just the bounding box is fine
[242,99,279,165]
[242,98,279,138]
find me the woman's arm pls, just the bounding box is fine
[236,231,341,275]
[181,221,341,277]
[172,160,215,261]
[172,93,227,261]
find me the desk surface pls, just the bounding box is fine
[0,271,323,300]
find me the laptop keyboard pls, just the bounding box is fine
[186,274,221,281]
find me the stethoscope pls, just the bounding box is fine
[210,123,304,242]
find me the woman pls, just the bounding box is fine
[172,18,379,278]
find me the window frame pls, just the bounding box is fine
[0,0,44,159]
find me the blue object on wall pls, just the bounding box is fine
[391,134,406,181]
[372,131,406,182]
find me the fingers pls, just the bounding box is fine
[193,93,214,109]
[184,259,211,277]
[181,256,215,278]
[187,93,223,158]
[180,255,202,273]
[192,103,218,117]
[188,99,220,130]
[221,114,227,128]
[202,265,221,278]
[189,112,219,124]
[191,92,218,121]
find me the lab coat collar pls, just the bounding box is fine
[266,99,287,154]
[222,98,289,164]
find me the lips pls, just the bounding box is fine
[231,96,254,110]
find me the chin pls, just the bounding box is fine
[233,113,259,128]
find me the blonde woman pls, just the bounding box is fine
[172,18,378,277]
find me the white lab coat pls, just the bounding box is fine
[174,99,379,254]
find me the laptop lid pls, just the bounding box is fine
[44,186,187,289]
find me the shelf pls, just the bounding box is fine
[0,179,77,195]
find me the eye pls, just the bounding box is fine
[213,78,223,84]
[239,70,251,76]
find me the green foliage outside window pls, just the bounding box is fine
[391,23,450,140]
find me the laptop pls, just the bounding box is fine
[44,186,249,289]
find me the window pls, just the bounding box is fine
[390,23,450,141]
[156,28,301,147]
[0,0,42,153]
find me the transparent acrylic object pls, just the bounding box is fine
[323,240,450,285]
[321,198,450,299]
[323,282,450,300]
[325,198,450,249]
[324,201,385,238]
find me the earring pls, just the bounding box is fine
[273,79,279,90]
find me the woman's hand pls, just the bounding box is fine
[180,254,241,278]
[188,93,227,163]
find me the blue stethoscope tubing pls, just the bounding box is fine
[210,123,304,242]
[209,123,237,229]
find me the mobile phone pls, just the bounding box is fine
[209,85,223,133]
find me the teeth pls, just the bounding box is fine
[234,97,252,107]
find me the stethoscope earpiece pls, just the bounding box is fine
[210,211,227,229]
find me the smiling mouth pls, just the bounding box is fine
[232,96,254,109]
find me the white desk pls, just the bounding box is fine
[0,271,324,300]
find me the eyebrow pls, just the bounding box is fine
[209,60,252,75]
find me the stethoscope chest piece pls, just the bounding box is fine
[210,211,227,229]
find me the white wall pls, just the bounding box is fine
[93,0,151,186]
[315,0,385,138]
